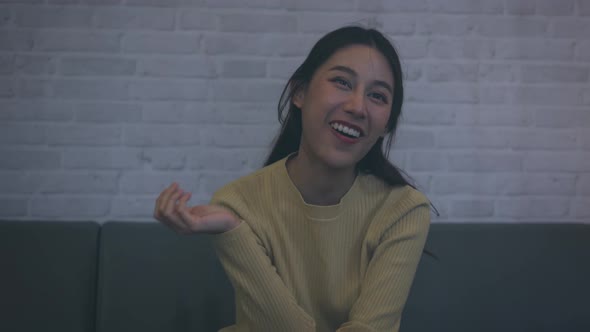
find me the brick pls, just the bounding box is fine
[408,152,445,171]
[50,0,122,4]
[126,0,180,6]
[189,148,251,171]
[220,13,296,33]
[140,148,187,170]
[571,199,590,218]
[0,54,13,74]
[111,196,159,219]
[118,172,200,194]
[297,13,381,33]
[403,62,423,81]
[392,129,435,149]
[268,58,302,79]
[201,125,275,147]
[426,63,479,82]
[199,171,249,197]
[577,174,590,195]
[429,0,503,14]
[479,86,508,105]
[60,57,136,76]
[283,0,355,11]
[210,102,277,125]
[551,19,590,38]
[451,200,494,218]
[190,0,283,8]
[0,6,12,26]
[203,34,266,55]
[178,9,218,30]
[499,174,577,196]
[494,40,575,61]
[496,198,569,218]
[511,86,583,106]
[479,64,518,82]
[31,196,110,218]
[506,129,577,150]
[124,125,200,147]
[581,129,590,148]
[0,124,45,145]
[0,30,33,51]
[0,172,41,194]
[521,65,589,83]
[222,59,266,78]
[212,80,283,102]
[437,128,509,148]
[536,0,575,15]
[63,147,142,170]
[400,104,455,125]
[524,152,590,172]
[454,106,533,127]
[394,38,428,59]
[15,55,55,75]
[139,58,216,78]
[448,153,522,172]
[505,0,535,15]
[535,108,590,128]
[37,171,118,194]
[0,101,72,122]
[433,174,499,195]
[357,0,428,12]
[74,102,141,123]
[46,125,121,146]
[122,32,199,54]
[129,80,207,101]
[0,78,14,97]
[477,18,547,37]
[430,39,494,59]
[53,79,129,100]
[576,41,590,61]
[405,84,478,103]
[142,102,220,124]
[417,16,477,36]
[15,6,93,28]
[94,7,175,30]
[0,198,28,217]
[581,0,590,15]
[0,149,60,170]
[16,79,50,98]
[35,31,120,52]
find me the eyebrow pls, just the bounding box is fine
[327,65,394,95]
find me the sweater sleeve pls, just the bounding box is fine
[336,203,431,332]
[211,203,316,331]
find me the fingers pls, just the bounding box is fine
[154,182,190,234]
[176,192,196,231]
[154,182,177,220]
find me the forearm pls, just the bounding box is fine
[213,221,316,331]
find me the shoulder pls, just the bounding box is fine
[209,160,282,210]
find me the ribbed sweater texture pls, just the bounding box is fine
[210,155,431,332]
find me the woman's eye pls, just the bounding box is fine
[369,92,388,104]
[332,77,351,89]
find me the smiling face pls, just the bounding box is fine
[292,44,394,171]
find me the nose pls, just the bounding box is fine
[344,90,366,119]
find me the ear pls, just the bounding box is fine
[291,83,305,109]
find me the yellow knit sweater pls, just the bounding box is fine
[210,155,431,332]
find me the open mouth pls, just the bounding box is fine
[329,121,364,139]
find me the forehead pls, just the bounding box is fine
[318,44,394,85]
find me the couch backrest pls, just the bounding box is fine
[95,222,234,332]
[0,220,100,332]
[402,223,590,332]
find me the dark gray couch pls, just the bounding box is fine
[1,220,589,332]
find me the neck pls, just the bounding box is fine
[286,148,356,206]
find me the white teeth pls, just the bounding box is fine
[331,123,360,138]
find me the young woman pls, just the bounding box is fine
[154,26,435,332]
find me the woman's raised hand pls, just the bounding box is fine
[153,182,241,234]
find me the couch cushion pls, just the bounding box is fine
[402,223,590,332]
[0,220,100,332]
[96,222,234,332]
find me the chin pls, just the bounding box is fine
[321,150,363,171]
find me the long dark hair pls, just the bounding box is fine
[264,26,438,258]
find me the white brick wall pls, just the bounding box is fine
[0,0,588,223]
